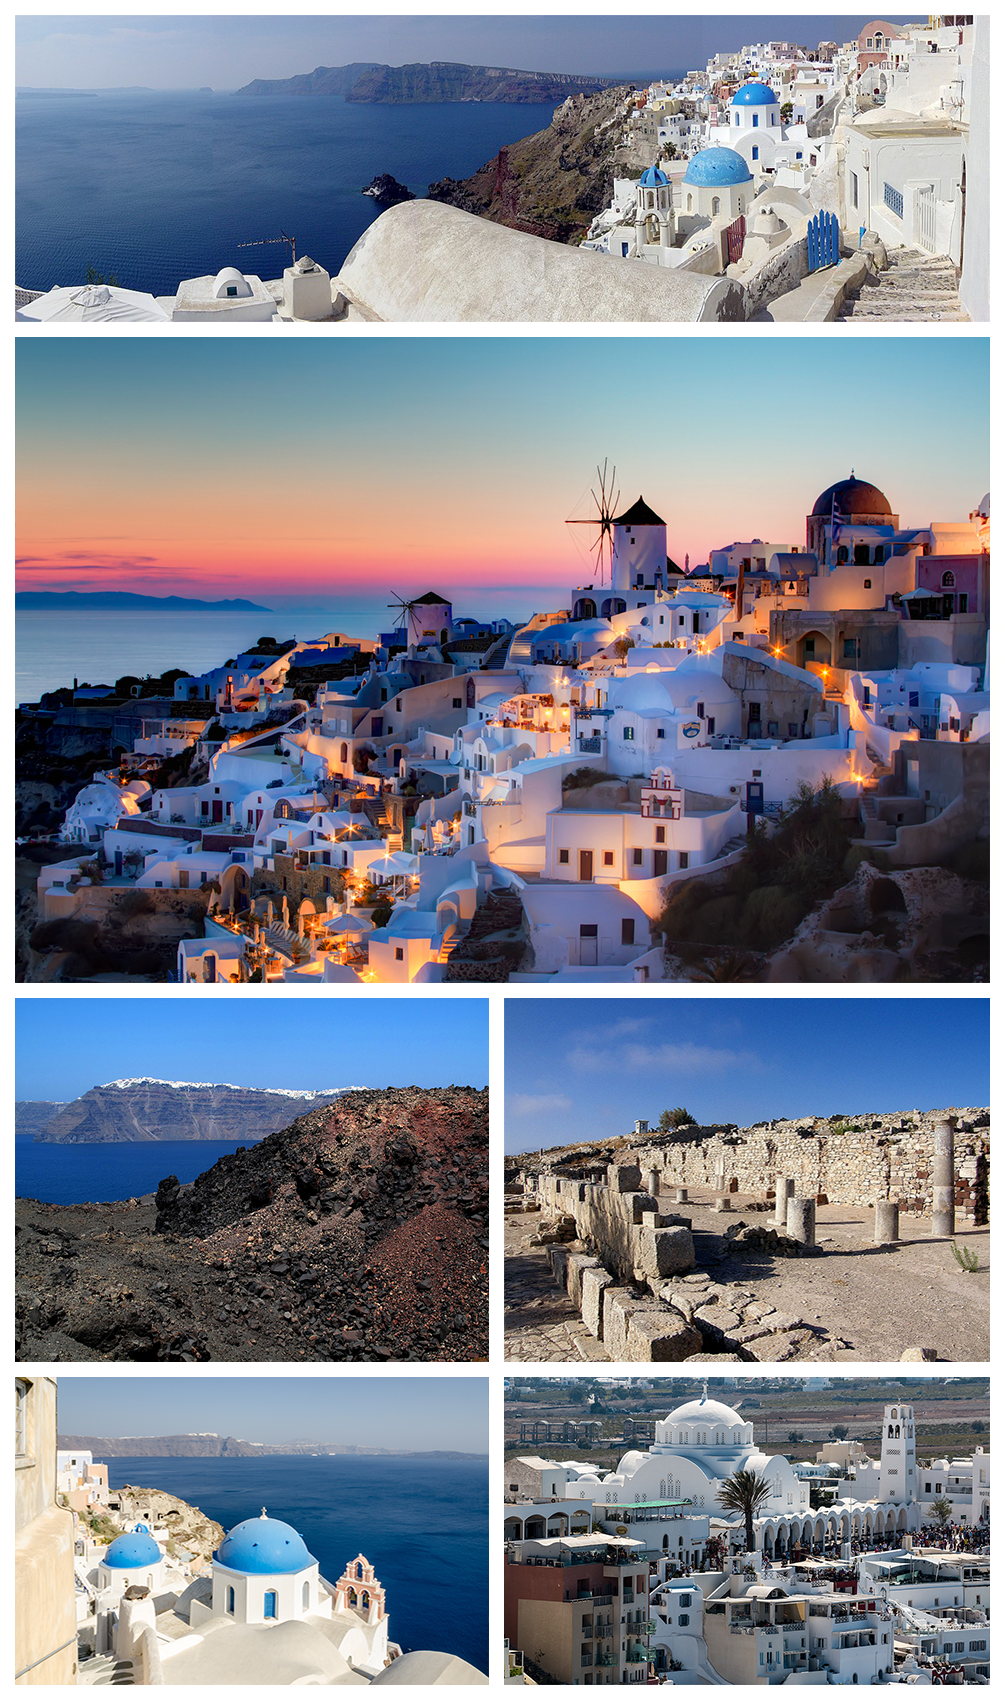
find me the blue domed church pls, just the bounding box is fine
[681,148,754,219]
[204,1509,329,1626]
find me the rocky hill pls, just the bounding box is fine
[30,1079,348,1143]
[236,60,608,104]
[17,1085,488,1363]
[427,84,644,244]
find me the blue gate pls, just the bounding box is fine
[806,209,840,272]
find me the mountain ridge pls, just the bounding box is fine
[22,1081,353,1144]
[16,592,270,611]
[236,59,609,104]
[57,1431,485,1459]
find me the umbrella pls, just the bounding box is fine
[17,283,171,322]
[370,850,419,878]
[323,912,374,935]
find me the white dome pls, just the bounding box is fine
[618,1450,648,1477]
[606,673,675,713]
[213,267,253,299]
[666,1396,744,1428]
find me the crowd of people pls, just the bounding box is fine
[916,1519,990,1554]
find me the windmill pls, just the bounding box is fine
[387,591,424,646]
[565,460,620,587]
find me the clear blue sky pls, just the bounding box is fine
[16,999,487,1101]
[505,998,989,1152]
[55,1375,488,1450]
[16,16,919,89]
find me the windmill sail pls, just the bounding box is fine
[566,460,620,586]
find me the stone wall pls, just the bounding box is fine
[536,1168,697,1284]
[620,1107,990,1221]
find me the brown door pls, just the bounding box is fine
[212,799,223,822]
[579,850,593,881]
[654,850,668,876]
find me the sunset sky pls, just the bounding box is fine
[16,337,988,617]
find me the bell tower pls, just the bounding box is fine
[879,1403,916,1501]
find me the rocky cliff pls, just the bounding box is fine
[58,1431,481,1459]
[33,1079,347,1143]
[236,60,608,104]
[16,1101,66,1138]
[17,1084,488,1363]
[427,84,642,244]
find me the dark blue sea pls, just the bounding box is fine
[104,1454,488,1670]
[15,1136,256,1205]
[16,90,559,294]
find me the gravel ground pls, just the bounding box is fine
[16,1087,488,1363]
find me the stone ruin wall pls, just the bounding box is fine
[636,1107,990,1221]
[528,1108,990,1224]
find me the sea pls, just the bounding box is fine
[15,89,560,295]
[15,1136,257,1205]
[15,592,565,703]
[103,1453,488,1670]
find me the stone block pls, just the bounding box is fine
[581,1265,615,1339]
[626,1310,703,1363]
[747,1328,815,1362]
[634,1225,696,1281]
[565,1252,601,1309]
[602,1287,646,1361]
[548,1246,570,1283]
[695,1305,743,1340]
[900,1346,938,1362]
[629,1192,659,1225]
[610,1164,643,1193]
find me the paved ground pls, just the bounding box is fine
[505,1194,989,1365]
[837,246,969,321]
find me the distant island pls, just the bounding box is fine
[57,1431,486,1460]
[18,1079,350,1144]
[236,59,610,104]
[16,591,271,611]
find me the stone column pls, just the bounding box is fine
[931,1117,955,1237]
[775,1177,795,1226]
[674,1187,689,1204]
[875,1200,900,1244]
[647,1168,661,1197]
[786,1195,816,1246]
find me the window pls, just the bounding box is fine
[656,727,665,738]
[394,947,404,961]
[696,702,704,719]
[655,826,666,844]
[707,718,715,735]
[678,1613,690,1626]
[264,1591,277,1619]
[678,851,689,870]
[752,112,759,127]
[559,849,570,865]
[226,284,238,297]
[751,146,758,161]
[748,701,761,720]
[959,594,968,613]
[941,570,956,588]
[603,850,614,866]
[453,697,462,707]
[864,578,872,589]
[632,848,643,866]
[623,727,634,740]
[227,1586,235,1614]
[884,182,904,218]
[711,196,721,214]
[851,170,859,209]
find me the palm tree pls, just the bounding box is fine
[716,1469,773,1554]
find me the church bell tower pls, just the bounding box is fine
[879,1403,916,1501]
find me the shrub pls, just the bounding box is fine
[369,903,393,929]
[562,765,611,791]
[117,889,156,920]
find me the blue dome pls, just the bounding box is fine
[639,164,668,188]
[104,1531,161,1570]
[732,81,778,106]
[217,1512,316,1575]
[683,147,753,188]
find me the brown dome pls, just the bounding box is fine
[811,476,892,518]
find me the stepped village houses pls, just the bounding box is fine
[25,469,989,984]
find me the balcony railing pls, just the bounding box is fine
[578,736,602,754]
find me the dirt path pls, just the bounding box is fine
[505,1195,989,1364]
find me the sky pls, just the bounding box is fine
[16,338,988,619]
[504,998,990,1152]
[16,15,919,90]
[15,998,488,1101]
[55,1375,488,1450]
